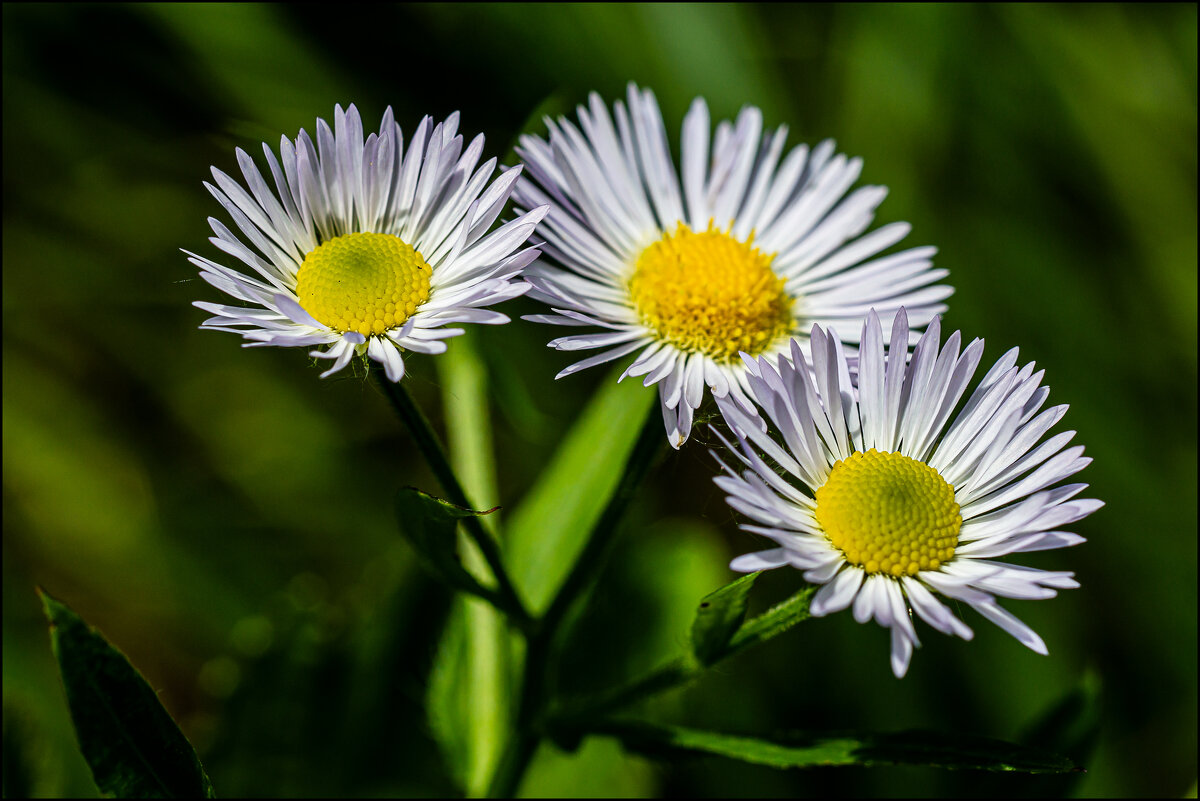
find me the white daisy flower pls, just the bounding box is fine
[713,309,1101,678]
[512,83,952,448]
[188,104,547,382]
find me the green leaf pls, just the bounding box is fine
[690,572,760,666]
[506,366,656,612]
[1002,669,1102,794]
[518,737,656,799]
[1020,669,1102,759]
[550,581,815,734]
[726,584,817,657]
[39,589,216,798]
[394,487,498,598]
[426,592,514,795]
[595,720,1079,774]
[425,335,513,796]
[499,92,572,172]
[426,598,473,790]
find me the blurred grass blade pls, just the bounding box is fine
[3,705,44,799]
[500,91,571,166]
[39,589,216,798]
[506,367,657,612]
[394,487,501,600]
[594,720,1079,773]
[1009,669,1102,794]
[430,334,512,795]
[426,598,473,791]
[690,572,760,666]
[426,597,514,795]
[1020,669,1102,759]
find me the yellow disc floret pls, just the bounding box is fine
[294,232,432,337]
[628,223,794,362]
[815,449,961,577]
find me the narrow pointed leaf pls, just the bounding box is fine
[39,589,216,798]
[506,366,656,611]
[394,487,499,598]
[425,595,514,795]
[595,720,1079,774]
[690,572,760,666]
[426,335,511,796]
[725,584,817,657]
[426,597,473,790]
[1005,670,1101,794]
[1020,669,1102,758]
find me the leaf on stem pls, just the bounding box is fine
[39,589,217,799]
[394,487,499,598]
[594,720,1079,773]
[426,596,513,794]
[427,337,514,796]
[506,368,656,612]
[689,572,760,666]
[726,584,817,657]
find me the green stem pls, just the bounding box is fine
[488,408,664,798]
[484,726,540,799]
[374,368,534,633]
[550,657,699,733]
[547,585,818,737]
[538,411,665,641]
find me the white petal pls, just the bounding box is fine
[272,294,325,328]
[890,626,915,678]
[971,601,1048,655]
[810,567,865,616]
[853,575,888,625]
[367,337,406,382]
[730,548,790,572]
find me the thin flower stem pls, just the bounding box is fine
[548,657,700,734]
[539,410,665,641]
[373,368,534,633]
[487,409,664,798]
[546,585,818,736]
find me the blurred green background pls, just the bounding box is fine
[3,3,1195,797]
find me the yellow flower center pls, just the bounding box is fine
[815,449,961,577]
[294,232,432,337]
[627,223,794,362]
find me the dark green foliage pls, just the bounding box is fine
[40,590,216,799]
[393,487,498,598]
[597,720,1078,774]
[725,584,817,657]
[3,706,40,799]
[691,573,760,666]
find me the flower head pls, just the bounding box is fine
[188,104,547,381]
[513,84,952,447]
[713,309,1101,677]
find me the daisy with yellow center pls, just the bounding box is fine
[188,104,547,382]
[713,309,1101,677]
[512,83,952,447]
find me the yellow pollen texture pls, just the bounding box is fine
[628,224,794,362]
[815,449,961,577]
[294,232,432,337]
